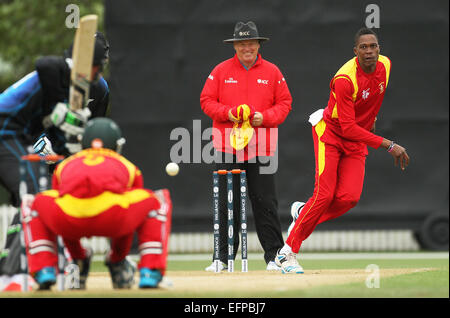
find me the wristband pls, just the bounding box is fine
[387,141,395,153]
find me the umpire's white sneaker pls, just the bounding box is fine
[287,201,305,237]
[204,261,227,272]
[275,249,304,274]
[266,261,281,271]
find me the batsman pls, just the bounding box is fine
[22,118,173,290]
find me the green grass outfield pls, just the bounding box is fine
[1,252,448,298]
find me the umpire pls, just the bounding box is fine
[200,21,292,270]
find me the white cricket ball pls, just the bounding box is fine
[165,162,179,176]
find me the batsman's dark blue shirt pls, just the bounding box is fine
[0,56,109,155]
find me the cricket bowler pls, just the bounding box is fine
[276,27,410,274]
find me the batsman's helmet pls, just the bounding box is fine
[93,32,110,66]
[81,117,126,153]
[65,31,110,67]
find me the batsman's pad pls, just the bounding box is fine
[0,212,22,276]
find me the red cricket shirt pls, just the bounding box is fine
[52,147,143,198]
[31,148,161,241]
[322,55,391,154]
[200,53,292,160]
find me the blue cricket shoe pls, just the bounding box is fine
[139,268,162,288]
[35,266,56,290]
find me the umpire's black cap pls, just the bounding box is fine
[223,21,269,43]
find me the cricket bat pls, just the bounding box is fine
[69,14,98,111]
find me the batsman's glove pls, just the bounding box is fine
[33,133,58,163]
[50,102,91,136]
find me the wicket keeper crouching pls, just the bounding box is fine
[22,117,172,290]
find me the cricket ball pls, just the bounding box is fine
[165,162,179,176]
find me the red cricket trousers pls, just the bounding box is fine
[286,120,366,253]
[23,189,172,275]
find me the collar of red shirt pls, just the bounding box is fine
[233,53,263,70]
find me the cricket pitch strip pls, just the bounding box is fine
[1,268,433,297]
[84,268,432,294]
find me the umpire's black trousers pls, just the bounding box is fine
[214,153,284,265]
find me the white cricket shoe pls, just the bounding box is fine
[204,261,227,272]
[266,261,281,271]
[275,249,304,274]
[287,201,305,237]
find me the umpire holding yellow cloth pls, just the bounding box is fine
[200,21,293,271]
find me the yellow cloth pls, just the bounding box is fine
[230,104,254,150]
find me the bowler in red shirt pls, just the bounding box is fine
[275,28,410,274]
